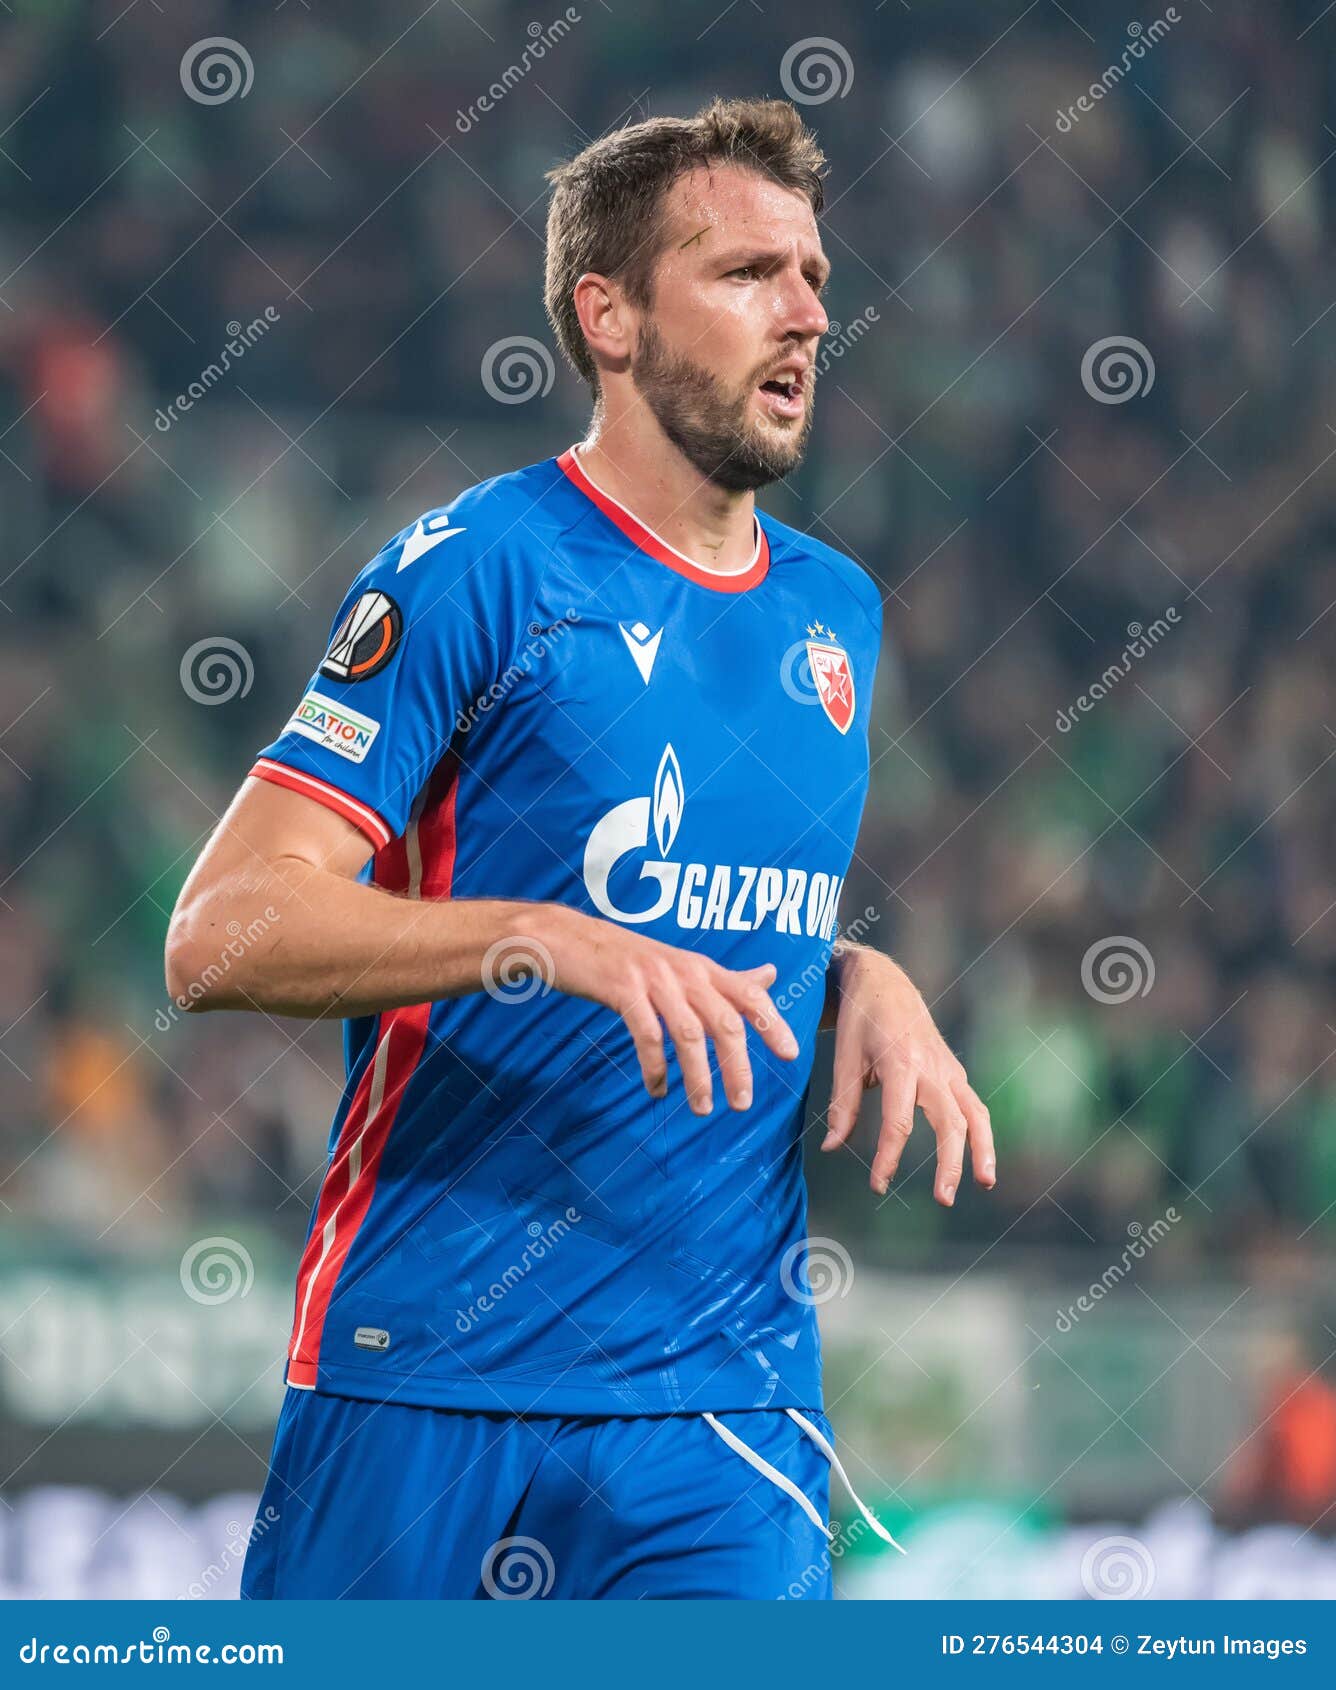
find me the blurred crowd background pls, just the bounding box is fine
[1,0,1335,1596]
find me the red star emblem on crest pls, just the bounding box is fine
[806,639,855,734]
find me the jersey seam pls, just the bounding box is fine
[763,531,883,640]
[471,465,580,720]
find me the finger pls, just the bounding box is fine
[919,1079,968,1206]
[696,988,754,1111]
[726,965,799,1062]
[870,1065,917,1194]
[658,982,713,1116]
[621,989,668,1099]
[822,1016,864,1150]
[957,1080,996,1188]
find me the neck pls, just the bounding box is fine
[574,400,757,576]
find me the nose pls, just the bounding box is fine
[777,270,828,342]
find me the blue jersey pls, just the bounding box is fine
[252,447,881,1416]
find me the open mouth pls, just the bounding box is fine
[757,373,805,419]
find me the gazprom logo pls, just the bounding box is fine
[652,745,683,857]
[582,744,843,938]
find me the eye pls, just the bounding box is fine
[727,265,759,280]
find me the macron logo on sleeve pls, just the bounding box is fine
[397,513,466,572]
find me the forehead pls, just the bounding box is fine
[657,163,823,256]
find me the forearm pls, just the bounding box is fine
[166,855,566,1019]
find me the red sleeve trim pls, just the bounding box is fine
[249,758,393,851]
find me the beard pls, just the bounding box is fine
[630,320,814,492]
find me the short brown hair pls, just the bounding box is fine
[544,97,827,390]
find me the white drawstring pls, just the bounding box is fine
[702,1409,906,1555]
[703,1411,831,1539]
[785,1408,906,1555]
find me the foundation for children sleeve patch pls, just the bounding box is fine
[285,691,382,764]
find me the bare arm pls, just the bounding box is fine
[819,938,996,1204]
[166,775,551,1019]
[165,777,797,1112]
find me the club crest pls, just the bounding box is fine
[806,637,855,734]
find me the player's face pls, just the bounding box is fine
[630,166,830,492]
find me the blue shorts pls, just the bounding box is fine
[241,1387,839,1600]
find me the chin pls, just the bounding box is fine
[738,417,809,481]
[708,444,806,493]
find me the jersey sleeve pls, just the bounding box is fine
[250,511,535,850]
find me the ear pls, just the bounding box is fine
[572,271,633,376]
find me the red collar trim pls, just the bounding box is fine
[556,447,770,593]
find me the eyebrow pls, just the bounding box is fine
[712,245,831,283]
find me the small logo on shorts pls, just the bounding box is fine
[353,1325,391,1352]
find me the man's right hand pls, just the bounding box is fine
[530,902,798,1116]
[167,778,797,1116]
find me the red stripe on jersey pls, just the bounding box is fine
[371,818,411,896]
[284,753,461,1389]
[249,758,392,851]
[285,1003,431,1387]
[417,751,460,898]
[556,447,770,593]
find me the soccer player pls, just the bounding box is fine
[166,97,995,1600]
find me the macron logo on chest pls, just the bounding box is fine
[618,619,663,685]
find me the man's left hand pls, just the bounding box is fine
[821,947,996,1205]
